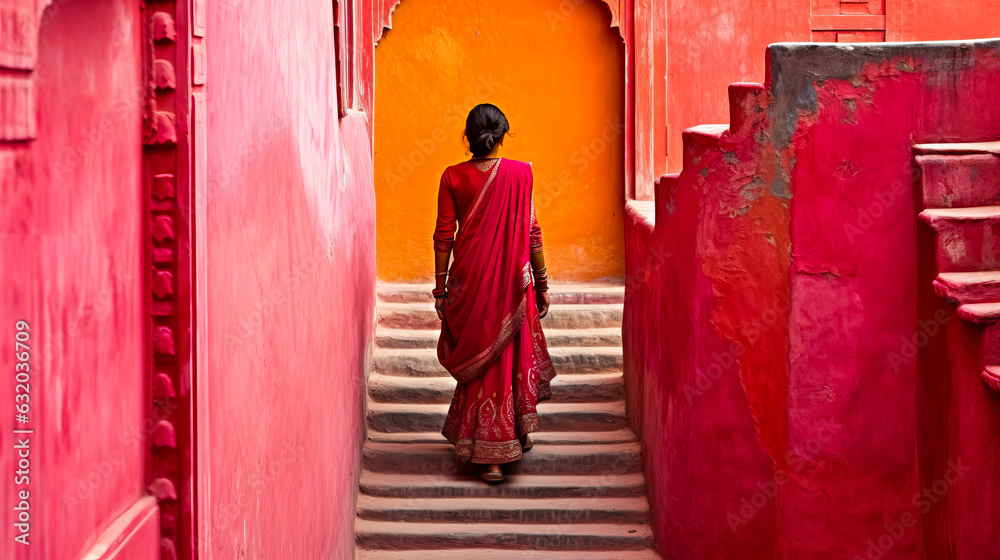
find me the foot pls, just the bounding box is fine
[479,464,503,483]
[519,434,533,452]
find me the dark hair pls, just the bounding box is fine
[465,103,510,157]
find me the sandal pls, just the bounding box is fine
[519,434,533,452]
[479,465,503,483]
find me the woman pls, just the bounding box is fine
[433,103,556,483]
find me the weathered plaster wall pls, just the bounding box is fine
[624,84,788,559]
[374,0,626,282]
[625,39,1000,559]
[773,42,1000,559]
[664,0,1000,172]
[201,0,376,557]
[0,0,157,558]
[665,0,810,171]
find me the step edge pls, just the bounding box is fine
[913,140,1000,155]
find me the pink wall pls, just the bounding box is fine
[200,0,376,557]
[0,0,157,558]
[774,43,1000,559]
[625,39,1000,559]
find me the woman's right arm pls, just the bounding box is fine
[433,171,456,319]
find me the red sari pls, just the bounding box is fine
[433,158,556,464]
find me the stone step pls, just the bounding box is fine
[914,140,1000,155]
[375,326,622,349]
[358,468,647,500]
[983,366,1000,392]
[354,519,655,552]
[362,440,643,476]
[367,401,628,433]
[919,206,1000,272]
[378,283,625,305]
[367,372,624,405]
[683,124,729,143]
[728,82,766,134]
[934,271,1000,304]
[377,302,623,330]
[356,495,650,524]
[367,429,638,446]
[357,548,663,559]
[373,347,623,377]
[680,124,729,179]
[958,302,1000,325]
[917,153,1000,208]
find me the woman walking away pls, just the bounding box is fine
[432,103,556,483]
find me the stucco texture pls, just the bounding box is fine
[202,0,376,557]
[0,0,149,558]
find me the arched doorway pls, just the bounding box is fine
[373,0,627,282]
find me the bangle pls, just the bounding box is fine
[432,287,447,299]
[434,271,448,277]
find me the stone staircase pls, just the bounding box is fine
[355,283,661,558]
[917,140,1000,391]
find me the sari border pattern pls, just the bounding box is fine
[454,437,524,464]
[450,287,528,385]
[458,157,501,229]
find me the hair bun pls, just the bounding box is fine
[477,130,497,151]
[465,103,510,157]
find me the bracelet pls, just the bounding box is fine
[432,287,447,299]
[532,266,547,276]
[434,271,448,277]
[533,271,548,291]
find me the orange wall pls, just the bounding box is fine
[374,0,626,282]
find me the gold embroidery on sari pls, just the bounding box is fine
[458,158,501,230]
[449,295,528,384]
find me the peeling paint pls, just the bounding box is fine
[628,38,1000,560]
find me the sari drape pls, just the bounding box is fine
[438,158,556,463]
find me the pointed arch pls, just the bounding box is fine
[377,0,628,43]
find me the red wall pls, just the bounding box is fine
[625,39,1000,559]
[0,0,158,558]
[665,0,810,171]
[895,0,1000,41]
[773,44,1000,559]
[664,0,1000,173]
[199,0,376,557]
[624,83,787,558]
